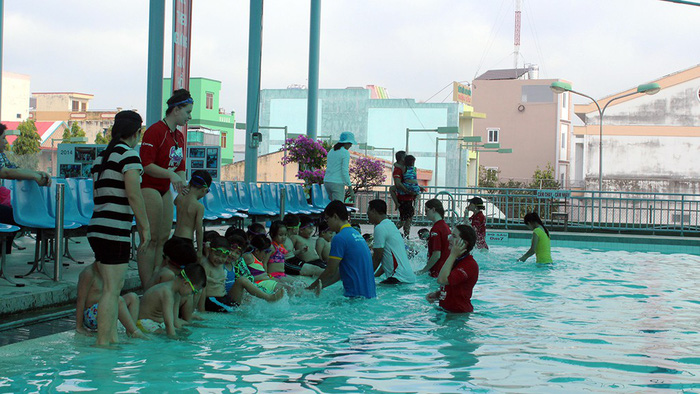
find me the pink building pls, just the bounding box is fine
[471,68,574,186]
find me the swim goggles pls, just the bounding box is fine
[168,97,194,109]
[181,269,200,295]
[211,247,232,256]
[299,223,314,230]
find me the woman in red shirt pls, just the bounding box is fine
[426,225,479,313]
[138,89,192,288]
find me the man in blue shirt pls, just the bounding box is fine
[308,200,376,299]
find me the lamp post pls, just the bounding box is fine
[435,136,482,187]
[550,81,660,191]
[358,143,395,161]
[463,142,512,186]
[405,126,458,152]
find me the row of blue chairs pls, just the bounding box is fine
[2,179,339,233]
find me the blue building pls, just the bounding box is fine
[259,86,477,187]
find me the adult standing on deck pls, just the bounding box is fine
[138,89,191,288]
[308,200,376,299]
[88,110,150,346]
[323,132,356,202]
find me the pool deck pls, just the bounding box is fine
[0,226,697,324]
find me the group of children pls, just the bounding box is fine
[77,166,552,339]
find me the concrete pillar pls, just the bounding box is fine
[244,0,264,183]
[146,0,166,127]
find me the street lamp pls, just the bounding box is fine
[462,141,512,187]
[435,136,482,187]
[550,81,661,191]
[358,143,395,161]
[405,126,458,152]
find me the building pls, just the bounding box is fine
[162,78,236,165]
[258,86,479,187]
[471,67,574,186]
[572,64,700,194]
[2,120,69,175]
[30,92,118,144]
[1,72,31,122]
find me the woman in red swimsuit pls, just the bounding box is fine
[138,89,192,288]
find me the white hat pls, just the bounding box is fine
[338,131,357,145]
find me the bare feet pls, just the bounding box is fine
[314,279,322,297]
[128,330,149,340]
[267,287,285,302]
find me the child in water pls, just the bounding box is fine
[464,197,488,250]
[518,212,552,263]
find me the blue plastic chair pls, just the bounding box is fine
[222,182,248,213]
[75,178,95,220]
[260,183,283,213]
[13,180,81,231]
[291,184,324,214]
[0,223,24,287]
[236,182,274,216]
[248,183,278,216]
[210,182,246,218]
[311,183,328,210]
[49,179,89,226]
[283,184,312,215]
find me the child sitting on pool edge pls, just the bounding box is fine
[518,212,552,263]
[199,233,283,312]
[75,263,146,340]
[137,264,207,338]
[426,225,479,313]
[315,220,334,263]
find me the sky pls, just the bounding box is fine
[4,0,699,120]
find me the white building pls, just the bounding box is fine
[1,72,31,122]
[572,64,700,193]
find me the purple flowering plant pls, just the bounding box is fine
[280,135,328,184]
[349,157,386,193]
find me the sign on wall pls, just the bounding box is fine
[56,144,107,178]
[453,81,472,105]
[187,145,220,182]
[536,190,571,199]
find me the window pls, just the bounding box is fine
[487,128,499,143]
[72,100,80,111]
[81,102,87,111]
[16,113,21,119]
[206,92,214,110]
[562,92,568,109]
[221,132,227,148]
[560,124,568,149]
[521,85,553,103]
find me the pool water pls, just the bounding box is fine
[1,244,699,392]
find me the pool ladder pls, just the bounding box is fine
[434,191,461,227]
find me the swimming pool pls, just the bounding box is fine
[1,243,699,392]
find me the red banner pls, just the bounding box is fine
[172,0,192,147]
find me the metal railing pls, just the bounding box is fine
[348,185,700,236]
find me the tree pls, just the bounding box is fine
[95,127,110,144]
[63,122,87,143]
[12,119,41,156]
[478,165,500,188]
[529,163,560,190]
[349,157,386,194]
